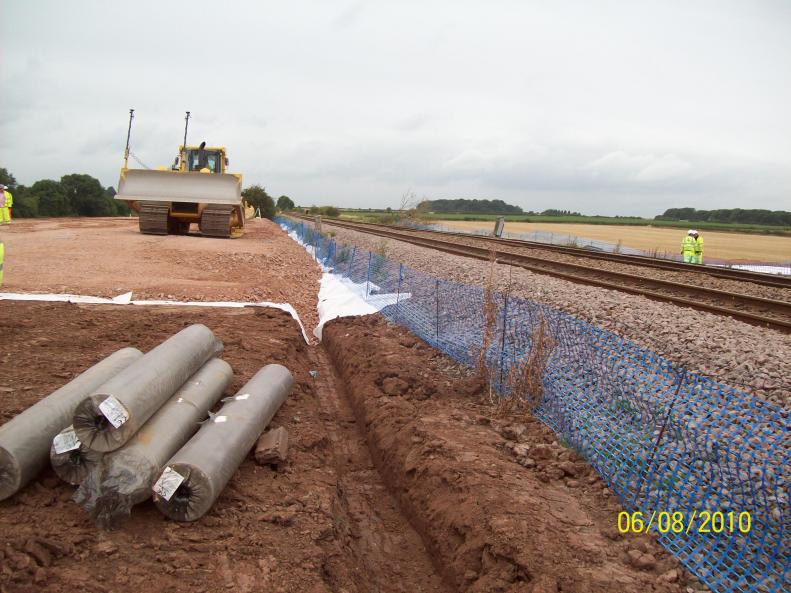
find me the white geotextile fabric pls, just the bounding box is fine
[314,274,380,340]
[0,292,310,343]
[713,264,790,275]
[281,224,409,340]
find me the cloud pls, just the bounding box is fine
[0,0,789,216]
[582,151,695,185]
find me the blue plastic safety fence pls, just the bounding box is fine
[277,217,789,593]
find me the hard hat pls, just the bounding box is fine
[0,184,5,189]
[688,230,695,235]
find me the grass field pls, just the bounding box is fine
[437,220,791,262]
[337,209,791,236]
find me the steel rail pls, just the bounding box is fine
[297,215,791,289]
[289,214,791,332]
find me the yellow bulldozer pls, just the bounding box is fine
[115,110,254,238]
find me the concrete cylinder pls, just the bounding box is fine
[0,347,142,501]
[74,358,233,527]
[153,364,293,521]
[72,324,223,453]
[49,425,103,485]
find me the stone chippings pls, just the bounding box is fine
[324,223,790,409]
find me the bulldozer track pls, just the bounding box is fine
[138,203,170,235]
[200,205,234,238]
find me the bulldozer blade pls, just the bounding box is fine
[115,169,242,205]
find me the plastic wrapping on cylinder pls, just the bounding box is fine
[153,364,293,521]
[0,347,142,500]
[73,358,233,528]
[49,425,103,485]
[72,324,223,453]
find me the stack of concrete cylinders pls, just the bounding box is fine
[72,324,223,452]
[0,347,143,501]
[153,364,293,521]
[74,358,233,527]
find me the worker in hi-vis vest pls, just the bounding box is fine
[692,231,704,264]
[681,230,697,263]
[0,184,12,224]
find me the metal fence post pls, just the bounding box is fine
[633,368,688,507]
[366,251,372,300]
[435,279,440,340]
[348,245,356,278]
[396,264,403,322]
[498,292,510,393]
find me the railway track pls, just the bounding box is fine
[290,214,791,333]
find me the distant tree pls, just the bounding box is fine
[0,167,17,189]
[105,186,131,216]
[276,195,295,211]
[242,185,275,219]
[416,198,522,214]
[656,207,791,226]
[61,173,116,216]
[322,206,340,218]
[10,185,39,217]
[29,180,73,216]
[541,209,581,217]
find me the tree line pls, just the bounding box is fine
[0,167,131,217]
[0,167,296,220]
[656,208,791,226]
[240,185,294,220]
[416,198,523,214]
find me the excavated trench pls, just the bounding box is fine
[0,301,705,593]
[305,345,451,592]
[320,315,705,593]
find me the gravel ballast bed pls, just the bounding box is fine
[438,232,791,301]
[323,222,790,409]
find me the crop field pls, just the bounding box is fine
[434,219,791,262]
[337,209,791,236]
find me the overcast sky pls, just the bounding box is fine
[1,1,789,216]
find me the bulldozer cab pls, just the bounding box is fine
[178,145,229,174]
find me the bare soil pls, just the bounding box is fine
[0,217,321,333]
[0,302,447,593]
[0,218,711,593]
[323,315,701,593]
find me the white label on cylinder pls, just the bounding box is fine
[153,466,185,501]
[99,395,129,428]
[235,393,250,400]
[53,425,81,454]
[214,415,228,423]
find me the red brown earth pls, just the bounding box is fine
[0,217,321,333]
[0,218,712,593]
[323,315,701,593]
[0,303,447,593]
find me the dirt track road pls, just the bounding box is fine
[0,217,321,332]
